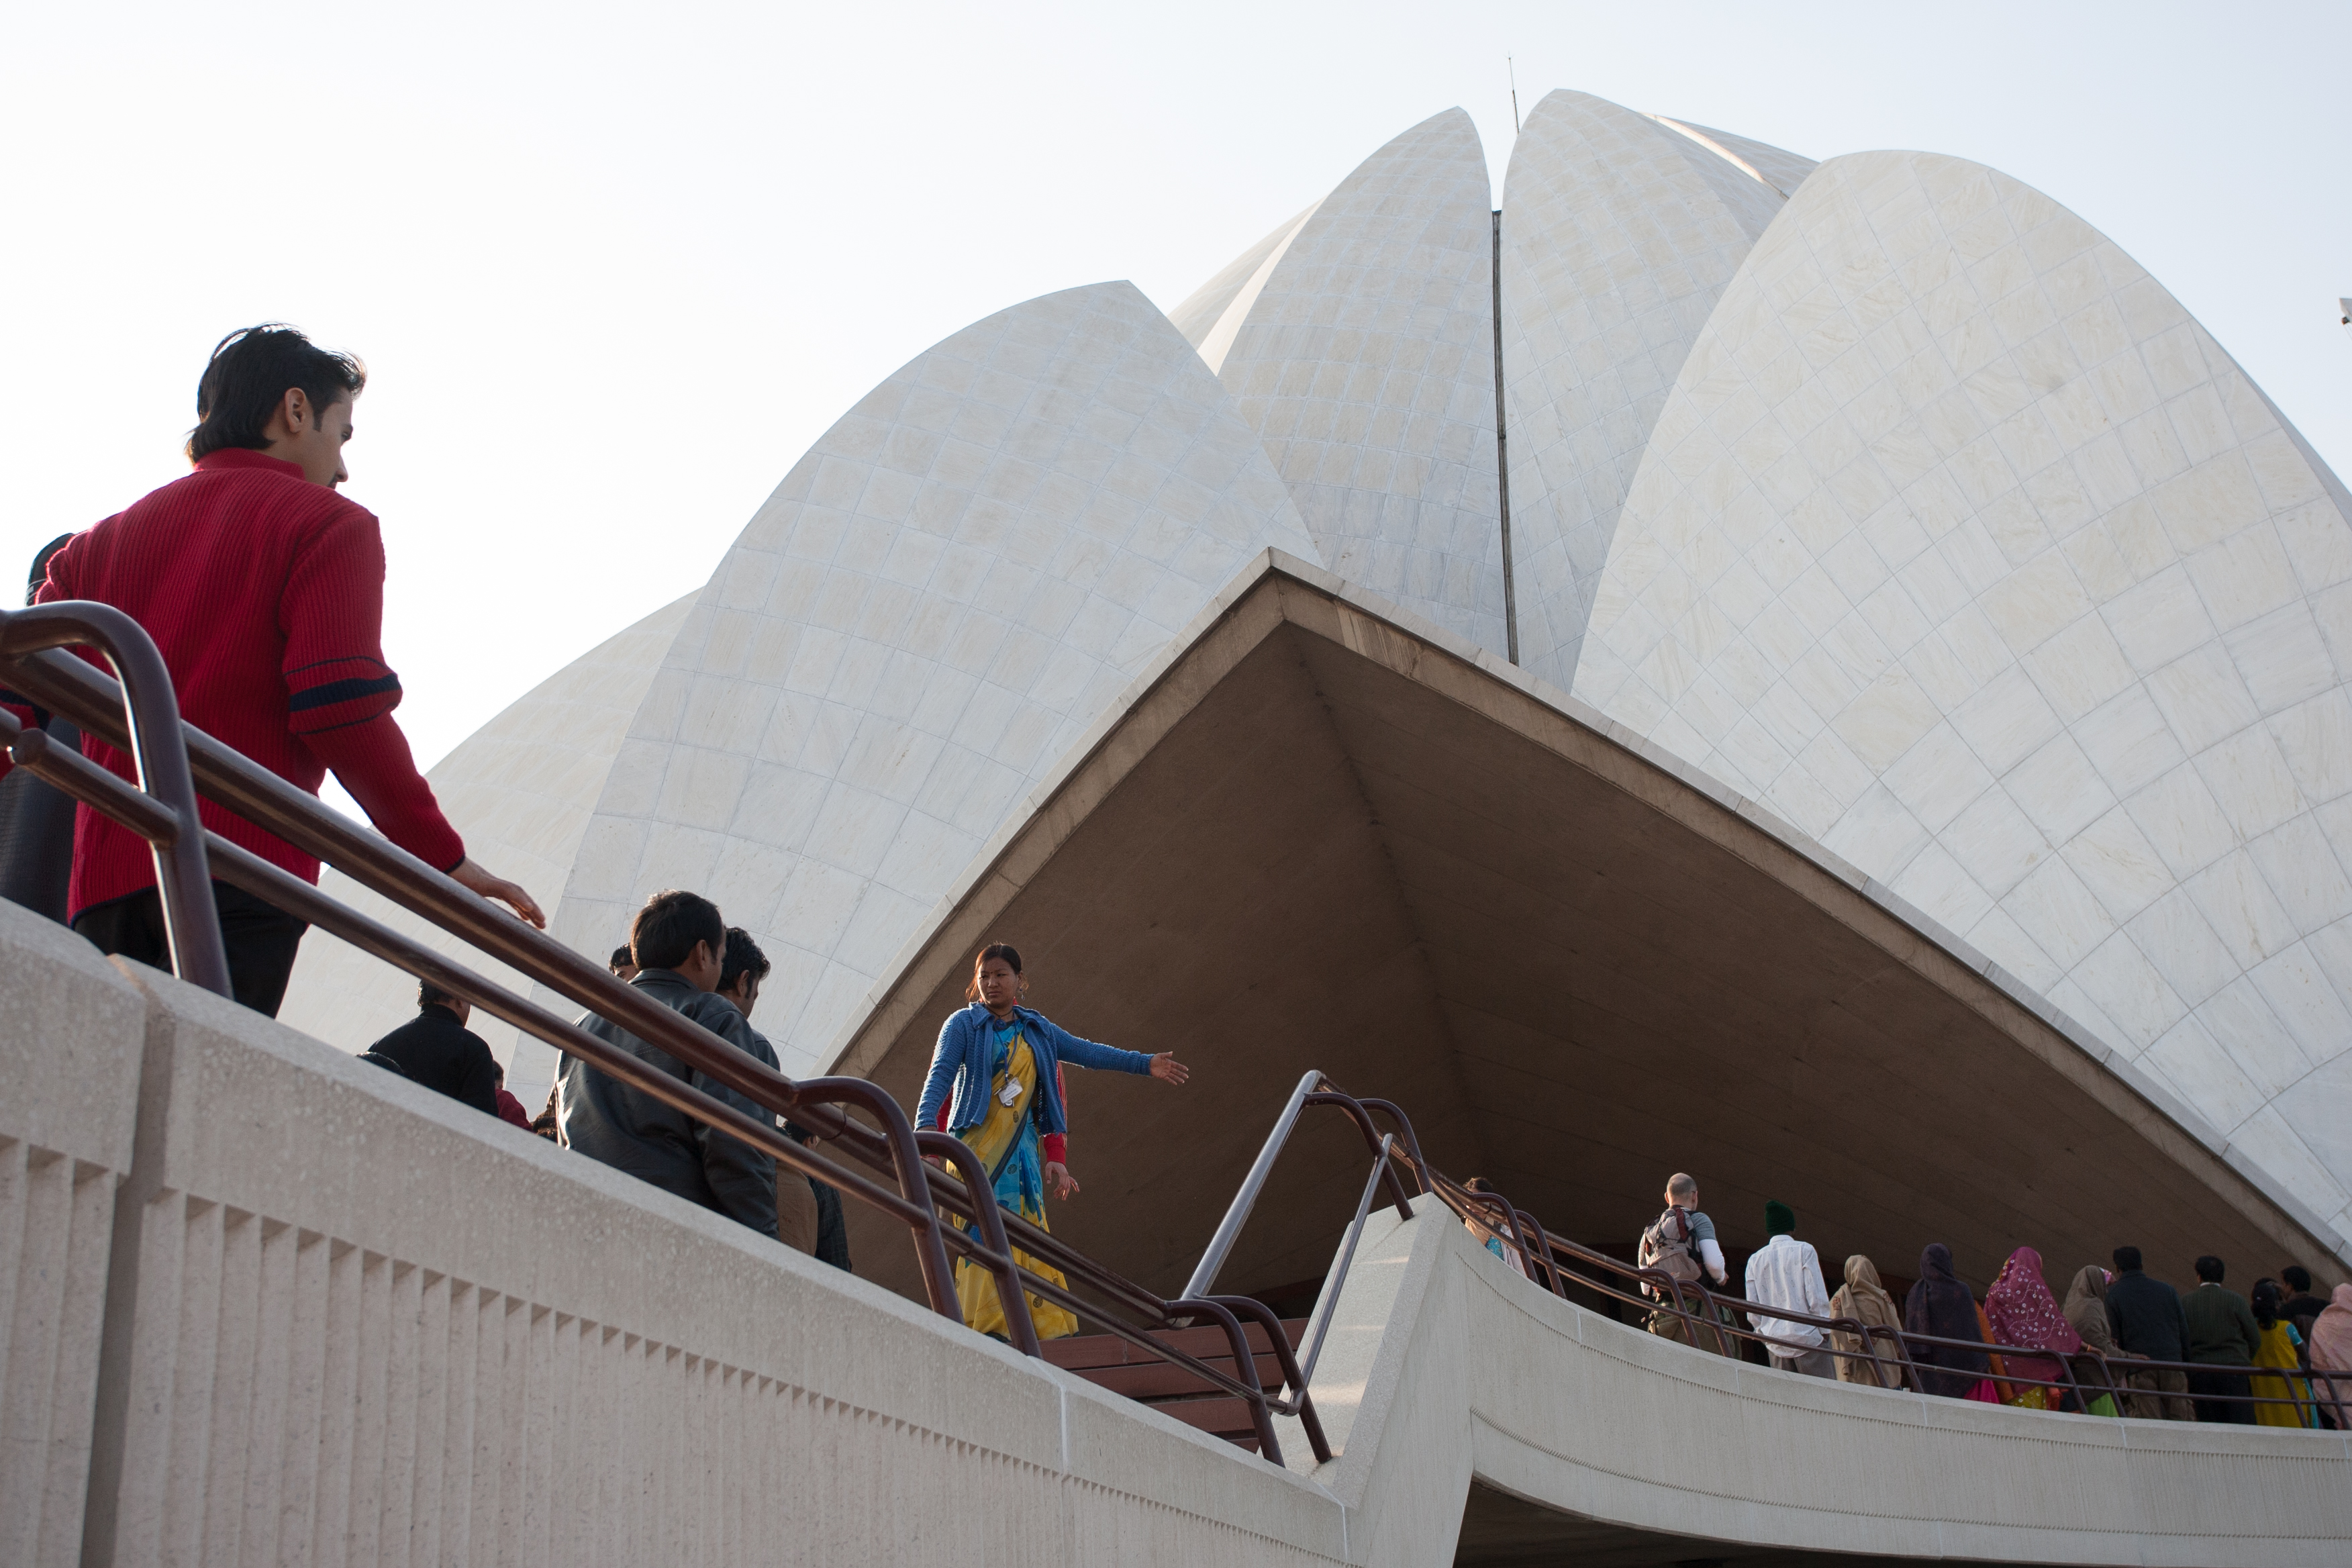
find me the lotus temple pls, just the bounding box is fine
[21,87,2339,1565]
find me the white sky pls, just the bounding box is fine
[5,1,2347,793]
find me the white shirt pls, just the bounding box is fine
[1744,1234,1832,1351]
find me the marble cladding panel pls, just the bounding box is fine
[276,595,698,1107]
[1500,89,1787,692]
[1166,205,1318,351]
[554,283,1318,1078]
[1579,148,2352,1238]
[1215,107,1508,656]
[1671,120,1821,200]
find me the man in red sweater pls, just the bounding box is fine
[8,324,542,1014]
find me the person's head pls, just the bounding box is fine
[1919,1242,1955,1281]
[2283,1265,2313,1295]
[2252,1278,2283,1328]
[630,889,726,990]
[2194,1255,2226,1284]
[2112,1245,2143,1275]
[967,942,1026,1012]
[27,534,70,607]
[1665,1172,1697,1210]
[419,979,470,1026]
[187,324,366,487]
[1763,1199,1795,1237]
[609,944,638,981]
[717,927,770,1018]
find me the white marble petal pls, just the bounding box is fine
[1499,89,1787,691]
[277,594,698,1101]
[550,282,1319,1079]
[1583,148,2352,1230]
[1204,107,1506,655]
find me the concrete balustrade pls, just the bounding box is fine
[6,889,2349,1565]
[0,902,1345,1567]
[1300,1208,2352,1567]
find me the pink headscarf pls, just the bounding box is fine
[1983,1246,2083,1393]
[2310,1283,2352,1374]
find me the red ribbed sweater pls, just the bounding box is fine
[6,448,464,917]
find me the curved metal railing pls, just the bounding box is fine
[0,602,1325,1463]
[6,599,2337,1450]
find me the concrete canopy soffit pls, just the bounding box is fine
[821,558,2347,1300]
[1578,148,2352,1243]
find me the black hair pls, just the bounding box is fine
[187,324,366,462]
[419,979,461,1011]
[720,926,771,995]
[630,889,724,971]
[609,944,636,973]
[2283,1265,2312,1293]
[28,534,71,607]
[965,941,1024,1001]
[2112,1246,2143,1273]
[2251,1278,2282,1330]
[2194,1255,2225,1283]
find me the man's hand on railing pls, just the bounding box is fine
[450,857,546,928]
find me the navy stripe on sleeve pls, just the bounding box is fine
[287,673,403,712]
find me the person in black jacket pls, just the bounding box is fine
[2106,1246,2195,1420]
[365,981,500,1115]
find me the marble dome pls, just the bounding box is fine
[279,90,2352,1263]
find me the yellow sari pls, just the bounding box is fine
[2252,1320,2313,1428]
[950,1027,1079,1340]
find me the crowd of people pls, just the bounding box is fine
[1591,1175,2352,1429]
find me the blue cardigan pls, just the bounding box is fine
[914,1003,1153,1138]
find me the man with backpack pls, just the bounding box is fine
[1639,1173,1728,1345]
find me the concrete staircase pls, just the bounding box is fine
[1042,1318,1306,1453]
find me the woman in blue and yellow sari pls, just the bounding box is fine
[914,942,1191,1339]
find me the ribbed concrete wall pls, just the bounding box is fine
[0,901,1344,1567]
[10,887,2350,1566]
[0,912,143,1568]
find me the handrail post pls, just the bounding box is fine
[1182,1070,1320,1301]
[1294,1134,1393,1393]
[1218,1296,1330,1465]
[799,1079,957,1319]
[916,1130,1040,1357]
[1168,1296,1281,1465]
[0,604,230,996]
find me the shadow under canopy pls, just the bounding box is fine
[828,565,2334,1318]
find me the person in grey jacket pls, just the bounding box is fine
[557,889,779,1240]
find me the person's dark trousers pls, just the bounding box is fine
[2187,1365,2254,1424]
[812,1179,851,1272]
[74,879,308,1016]
[0,717,78,922]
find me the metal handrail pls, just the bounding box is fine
[0,604,228,993]
[0,605,1314,1463]
[1294,1134,1393,1392]
[15,601,2334,1447]
[1183,1069,1417,1302]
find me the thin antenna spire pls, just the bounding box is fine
[1508,55,1521,133]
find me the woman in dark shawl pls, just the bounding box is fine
[1902,1243,1992,1398]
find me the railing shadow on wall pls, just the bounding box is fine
[5,599,2341,1455]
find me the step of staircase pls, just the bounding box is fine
[1042,1317,1306,1453]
